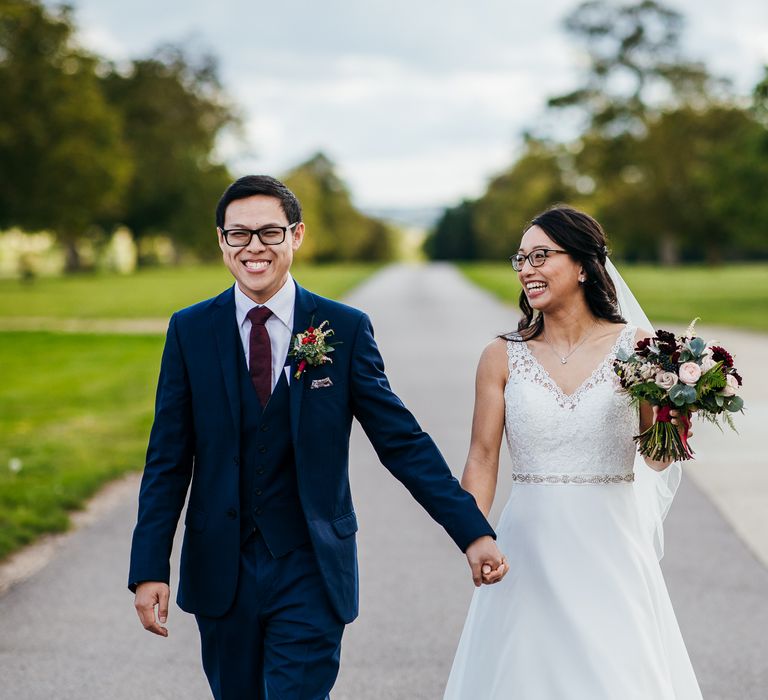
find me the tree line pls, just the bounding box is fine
[425,0,768,264]
[0,1,394,271]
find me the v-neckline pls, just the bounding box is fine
[521,324,632,402]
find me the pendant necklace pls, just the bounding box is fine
[543,322,598,365]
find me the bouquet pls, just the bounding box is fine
[613,319,744,462]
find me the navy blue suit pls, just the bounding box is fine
[129,281,494,698]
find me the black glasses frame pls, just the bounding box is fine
[509,248,568,272]
[219,222,298,248]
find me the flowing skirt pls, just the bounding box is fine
[444,483,702,699]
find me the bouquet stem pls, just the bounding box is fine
[634,406,694,462]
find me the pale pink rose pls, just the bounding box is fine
[654,371,677,390]
[701,355,717,372]
[720,374,739,397]
[678,362,702,386]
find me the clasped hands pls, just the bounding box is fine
[465,535,508,587]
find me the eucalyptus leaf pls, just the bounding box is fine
[668,383,687,402]
[681,385,697,403]
[689,337,706,356]
[727,396,744,412]
[616,347,631,362]
[715,394,724,407]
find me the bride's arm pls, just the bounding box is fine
[460,339,508,518]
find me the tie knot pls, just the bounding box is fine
[247,306,273,326]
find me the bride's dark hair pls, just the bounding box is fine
[506,205,625,341]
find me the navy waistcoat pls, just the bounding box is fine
[237,347,310,557]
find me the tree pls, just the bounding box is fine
[100,46,237,259]
[423,200,477,261]
[548,0,715,136]
[283,153,395,262]
[472,139,577,260]
[0,0,131,269]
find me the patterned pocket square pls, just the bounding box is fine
[311,377,334,389]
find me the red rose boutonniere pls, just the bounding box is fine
[289,320,339,379]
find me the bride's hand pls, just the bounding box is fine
[466,536,507,587]
[652,405,694,439]
[481,557,508,585]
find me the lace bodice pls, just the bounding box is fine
[504,324,638,482]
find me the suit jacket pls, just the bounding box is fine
[128,281,495,623]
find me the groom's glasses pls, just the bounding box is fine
[219,223,298,247]
[509,248,568,272]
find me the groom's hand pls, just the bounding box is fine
[134,581,170,637]
[465,536,507,587]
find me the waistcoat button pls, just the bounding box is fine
[226,508,237,519]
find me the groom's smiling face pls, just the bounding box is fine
[218,195,305,304]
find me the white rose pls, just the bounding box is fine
[720,374,739,397]
[679,362,702,386]
[701,355,717,372]
[654,371,677,390]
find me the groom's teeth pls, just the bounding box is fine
[244,261,270,270]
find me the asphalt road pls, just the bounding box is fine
[0,263,765,699]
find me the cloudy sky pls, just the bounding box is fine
[59,0,768,210]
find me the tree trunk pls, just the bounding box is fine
[658,234,679,266]
[64,240,82,273]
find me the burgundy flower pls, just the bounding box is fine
[710,346,734,368]
[732,369,743,386]
[635,338,651,357]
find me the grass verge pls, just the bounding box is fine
[459,263,768,331]
[0,332,162,560]
[0,263,379,319]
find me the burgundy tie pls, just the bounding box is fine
[247,306,273,407]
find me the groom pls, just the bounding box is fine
[128,175,506,699]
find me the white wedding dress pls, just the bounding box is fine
[444,324,702,700]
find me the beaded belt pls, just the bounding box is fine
[510,472,634,484]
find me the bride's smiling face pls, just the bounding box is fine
[517,225,584,311]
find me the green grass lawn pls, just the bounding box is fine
[459,263,768,331]
[0,332,163,560]
[0,263,378,319]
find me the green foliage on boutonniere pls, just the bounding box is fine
[289,319,340,379]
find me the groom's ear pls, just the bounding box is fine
[291,222,305,252]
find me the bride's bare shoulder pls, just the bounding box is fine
[477,337,511,382]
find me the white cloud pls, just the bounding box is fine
[57,0,768,209]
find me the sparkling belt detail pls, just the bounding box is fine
[510,472,634,484]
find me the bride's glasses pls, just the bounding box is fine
[509,248,568,272]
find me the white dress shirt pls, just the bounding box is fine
[234,275,295,388]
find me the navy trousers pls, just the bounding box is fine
[195,533,345,699]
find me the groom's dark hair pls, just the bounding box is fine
[215,175,302,228]
[506,205,625,342]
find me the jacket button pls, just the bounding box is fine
[233,456,240,465]
[258,445,267,454]
[255,507,262,516]
[255,490,263,496]
[257,468,265,475]
[226,508,237,519]
[261,425,269,432]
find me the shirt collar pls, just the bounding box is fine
[234,273,295,331]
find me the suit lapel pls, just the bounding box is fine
[289,281,318,446]
[212,287,241,440]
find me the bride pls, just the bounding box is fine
[444,206,703,699]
